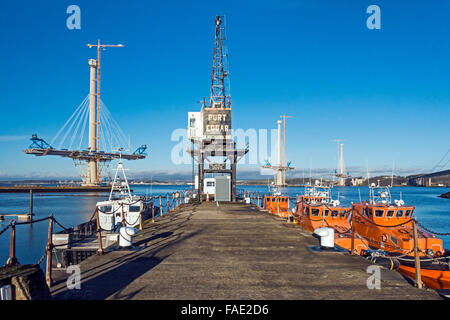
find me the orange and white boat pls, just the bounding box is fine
[263,186,291,218]
[293,182,369,254]
[352,184,450,289]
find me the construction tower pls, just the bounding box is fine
[187,15,248,201]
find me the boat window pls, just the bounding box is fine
[306,208,310,216]
[206,181,215,187]
[324,210,329,217]
[99,205,112,212]
[396,210,404,217]
[375,210,384,217]
[331,210,338,217]
[129,206,140,212]
[311,209,320,216]
[368,209,373,218]
[339,210,346,217]
[362,207,367,216]
[387,210,394,217]
[405,209,411,217]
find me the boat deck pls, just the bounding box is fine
[50,202,440,300]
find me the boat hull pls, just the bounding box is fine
[398,265,450,290]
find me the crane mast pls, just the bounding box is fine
[209,16,230,109]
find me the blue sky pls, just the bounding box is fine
[0,0,449,179]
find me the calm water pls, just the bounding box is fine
[0,185,449,265]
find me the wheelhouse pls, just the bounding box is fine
[263,195,290,217]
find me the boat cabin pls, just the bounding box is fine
[263,195,290,217]
[351,185,443,255]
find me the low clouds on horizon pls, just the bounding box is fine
[0,166,425,181]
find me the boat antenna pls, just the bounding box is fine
[309,157,312,186]
[366,159,370,186]
[391,160,395,187]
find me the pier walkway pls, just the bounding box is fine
[50,202,439,300]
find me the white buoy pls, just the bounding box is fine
[313,227,335,248]
[119,226,138,247]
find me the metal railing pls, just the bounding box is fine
[1,190,190,289]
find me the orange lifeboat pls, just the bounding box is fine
[352,185,450,289]
[293,184,368,254]
[263,194,291,218]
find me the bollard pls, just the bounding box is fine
[412,218,423,289]
[6,222,18,266]
[45,214,53,287]
[96,208,104,256]
[160,195,162,216]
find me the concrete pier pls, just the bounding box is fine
[50,202,439,300]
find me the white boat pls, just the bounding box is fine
[97,158,153,231]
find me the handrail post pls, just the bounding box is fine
[412,218,423,289]
[257,192,260,207]
[350,209,356,255]
[29,189,33,222]
[172,192,175,210]
[139,201,143,230]
[159,195,162,216]
[152,200,155,223]
[96,208,104,256]
[45,214,53,287]
[6,222,18,266]
[166,193,169,213]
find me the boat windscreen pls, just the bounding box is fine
[129,206,140,212]
[99,205,112,212]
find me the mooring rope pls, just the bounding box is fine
[0,222,12,236]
